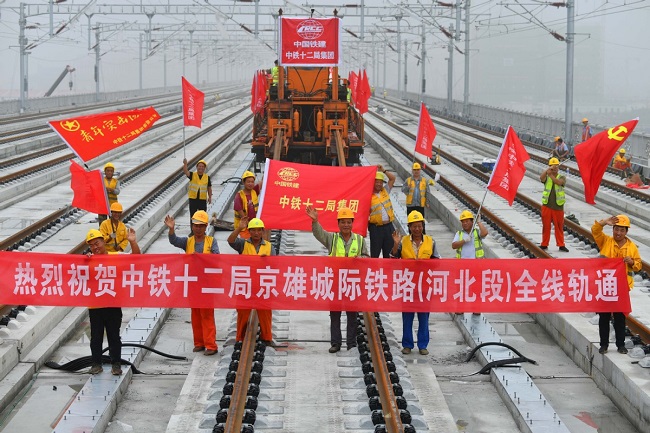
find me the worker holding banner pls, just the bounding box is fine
[306,205,369,353]
[390,211,439,355]
[368,165,396,258]
[165,211,220,355]
[183,158,212,233]
[227,216,275,347]
[85,227,141,376]
[592,214,642,355]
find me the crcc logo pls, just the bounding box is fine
[296,19,324,40]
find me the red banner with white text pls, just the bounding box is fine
[279,17,341,66]
[0,252,631,313]
[257,159,376,234]
[48,107,161,162]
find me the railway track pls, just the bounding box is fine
[0,97,648,433]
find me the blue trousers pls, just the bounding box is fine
[402,312,430,349]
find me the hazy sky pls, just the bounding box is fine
[1,0,648,119]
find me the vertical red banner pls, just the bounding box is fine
[279,17,341,66]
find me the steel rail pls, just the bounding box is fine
[0,144,67,169]
[224,311,259,433]
[363,312,403,433]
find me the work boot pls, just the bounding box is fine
[204,349,218,356]
[192,346,205,352]
[329,344,341,353]
[419,348,429,355]
[401,347,411,354]
[261,340,277,348]
[617,347,628,354]
[111,363,122,376]
[89,364,103,375]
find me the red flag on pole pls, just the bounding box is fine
[573,118,639,204]
[486,126,530,205]
[182,77,204,127]
[49,107,160,162]
[69,160,109,214]
[414,103,436,158]
[257,159,376,234]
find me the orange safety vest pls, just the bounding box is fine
[369,189,395,225]
[188,172,209,200]
[400,235,434,259]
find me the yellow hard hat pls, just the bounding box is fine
[554,136,561,142]
[191,210,209,225]
[548,157,560,166]
[412,162,421,170]
[407,210,425,224]
[86,229,104,244]
[242,170,255,180]
[196,159,207,168]
[104,162,115,170]
[110,202,123,212]
[582,118,588,123]
[619,148,626,154]
[614,214,630,228]
[248,218,265,229]
[375,172,386,182]
[337,207,355,220]
[459,210,474,221]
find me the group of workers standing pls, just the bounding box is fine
[85,141,642,374]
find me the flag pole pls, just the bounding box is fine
[412,102,424,165]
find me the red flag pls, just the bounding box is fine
[49,107,160,162]
[414,103,436,158]
[252,71,266,114]
[487,126,530,205]
[257,160,376,234]
[355,70,371,115]
[182,77,204,127]
[69,160,109,214]
[574,118,638,204]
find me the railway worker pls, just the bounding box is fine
[98,162,120,226]
[99,202,129,253]
[591,215,642,355]
[402,162,432,218]
[368,165,397,258]
[233,171,261,239]
[550,137,569,161]
[85,227,141,376]
[581,118,592,142]
[164,211,219,355]
[612,148,633,178]
[452,210,488,259]
[306,205,369,353]
[539,158,569,252]
[390,211,439,355]
[183,158,212,233]
[271,60,280,86]
[227,217,276,347]
[451,210,488,316]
